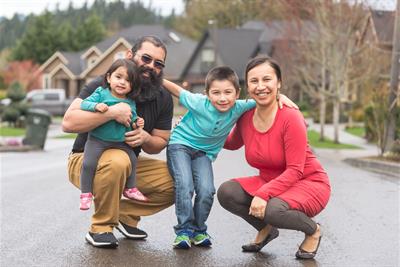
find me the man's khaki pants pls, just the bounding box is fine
[68,149,174,233]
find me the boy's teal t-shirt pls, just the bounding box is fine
[169,90,256,161]
[81,86,137,142]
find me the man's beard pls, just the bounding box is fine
[136,66,163,103]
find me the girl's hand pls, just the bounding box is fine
[95,103,109,113]
[249,196,267,219]
[278,94,298,109]
[136,117,145,128]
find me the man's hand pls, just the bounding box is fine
[108,102,132,127]
[249,196,267,219]
[95,103,109,113]
[278,94,299,109]
[125,124,151,148]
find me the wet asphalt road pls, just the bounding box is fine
[1,138,399,267]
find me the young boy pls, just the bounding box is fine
[163,66,256,249]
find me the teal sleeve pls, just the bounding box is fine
[179,89,204,111]
[236,99,256,113]
[81,87,103,112]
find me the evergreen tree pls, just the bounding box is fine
[74,13,106,50]
[11,12,63,63]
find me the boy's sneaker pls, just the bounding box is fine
[173,232,192,249]
[116,221,148,239]
[80,192,93,210]
[85,232,118,248]
[192,232,212,247]
[123,187,148,202]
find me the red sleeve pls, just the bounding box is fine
[223,115,244,150]
[255,110,308,200]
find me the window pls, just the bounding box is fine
[201,48,215,73]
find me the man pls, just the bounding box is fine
[62,36,174,248]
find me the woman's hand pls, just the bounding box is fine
[249,196,267,219]
[278,94,299,109]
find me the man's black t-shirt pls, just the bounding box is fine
[71,76,173,156]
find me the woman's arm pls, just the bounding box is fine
[224,121,244,150]
[162,79,183,98]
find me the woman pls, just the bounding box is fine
[217,55,331,259]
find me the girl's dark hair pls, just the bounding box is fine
[245,55,282,85]
[103,59,141,100]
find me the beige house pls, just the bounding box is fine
[39,24,196,98]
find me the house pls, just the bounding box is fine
[39,24,196,98]
[181,20,313,100]
[358,9,398,102]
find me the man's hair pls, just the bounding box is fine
[103,59,141,100]
[204,66,240,93]
[131,36,167,60]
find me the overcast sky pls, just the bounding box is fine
[0,0,184,19]
[0,0,396,20]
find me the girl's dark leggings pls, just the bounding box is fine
[217,180,317,235]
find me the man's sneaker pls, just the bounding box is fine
[85,232,118,248]
[123,187,148,202]
[80,192,93,210]
[173,232,192,249]
[192,232,212,247]
[116,221,148,239]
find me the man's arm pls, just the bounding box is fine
[62,98,132,133]
[125,127,170,154]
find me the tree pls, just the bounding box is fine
[174,0,284,39]
[282,0,369,143]
[2,60,42,91]
[74,13,106,50]
[11,12,64,64]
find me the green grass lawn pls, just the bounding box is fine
[54,133,77,139]
[0,127,26,136]
[307,130,360,149]
[345,126,365,138]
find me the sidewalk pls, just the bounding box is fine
[307,119,399,177]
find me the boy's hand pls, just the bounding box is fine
[136,117,145,128]
[95,103,109,113]
[278,94,299,110]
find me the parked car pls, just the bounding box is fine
[25,89,74,116]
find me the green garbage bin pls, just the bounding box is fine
[22,108,52,149]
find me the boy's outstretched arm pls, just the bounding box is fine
[162,79,183,98]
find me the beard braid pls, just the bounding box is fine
[136,66,163,103]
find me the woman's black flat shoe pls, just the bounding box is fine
[295,235,322,259]
[242,227,279,252]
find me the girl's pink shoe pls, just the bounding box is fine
[80,192,93,210]
[123,187,148,202]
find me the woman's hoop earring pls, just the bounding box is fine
[276,89,280,101]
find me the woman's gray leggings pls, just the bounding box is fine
[217,180,317,235]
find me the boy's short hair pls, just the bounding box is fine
[205,66,240,93]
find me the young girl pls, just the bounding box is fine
[163,66,296,249]
[79,59,148,211]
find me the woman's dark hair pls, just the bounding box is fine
[245,55,282,86]
[103,59,141,100]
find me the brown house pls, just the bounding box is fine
[39,24,196,98]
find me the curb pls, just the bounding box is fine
[344,157,400,178]
[0,145,41,152]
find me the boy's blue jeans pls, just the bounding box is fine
[167,144,215,235]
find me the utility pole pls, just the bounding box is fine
[385,0,400,153]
